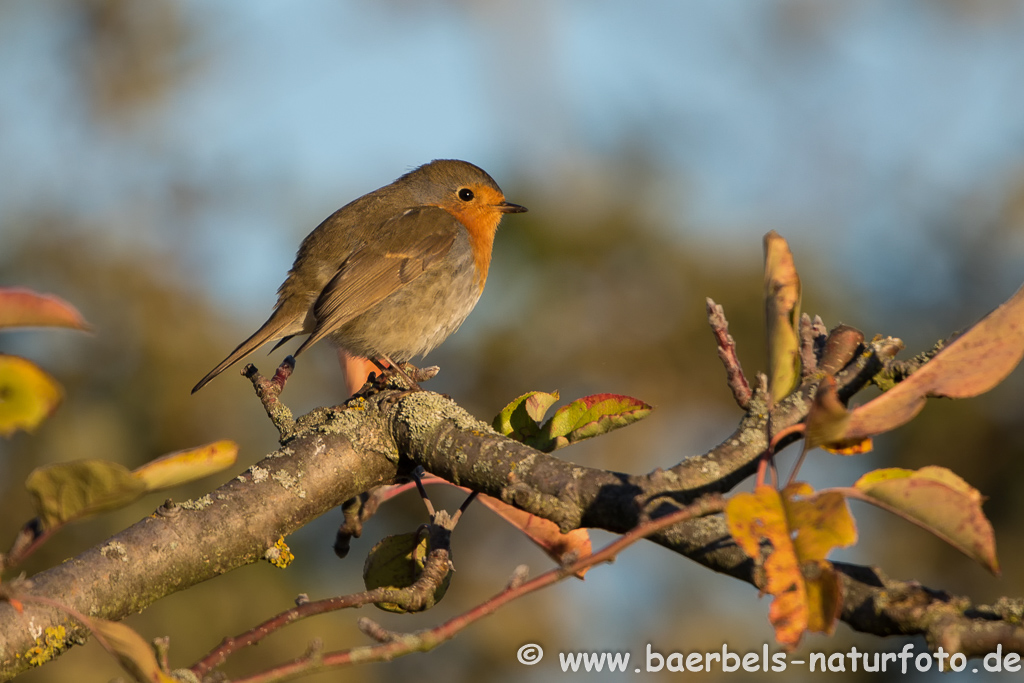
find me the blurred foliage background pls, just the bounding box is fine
[2,1,1024,681]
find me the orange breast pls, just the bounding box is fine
[436,186,507,291]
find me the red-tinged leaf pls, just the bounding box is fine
[132,440,238,492]
[843,282,1024,441]
[541,393,652,452]
[492,391,560,442]
[89,618,176,683]
[0,355,63,437]
[764,231,802,403]
[478,494,592,577]
[26,460,147,529]
[850,466,998,574]
[0,288,90,331]
[804,376,852,451]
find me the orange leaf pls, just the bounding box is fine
[478,494,592,577]
[726,485,806,647]
[0,354,63,437]
[782,482,857,561]
[851,466,998,574]
[764,231,802,403]
[727,483,855,648]
[821,438,873,455]
[844,282,1024,440]
[0,288,90,331]
[803,560,842,635]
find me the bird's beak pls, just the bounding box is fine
[496,202,528,214]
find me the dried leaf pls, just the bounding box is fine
[851,466,998,574]
[0,288,90,331]
[0,355,63,437]
[804,376,874,454]
[362,532,451,612]
[478,494,592,577]
[89,618,176,683]
[764,231,802,403]
[26,460,146,529]
[844,282,1024,440]
[132,440,238,492]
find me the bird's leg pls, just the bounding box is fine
[338,349,382,397]
[373,355,423,393]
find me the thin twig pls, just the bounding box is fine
[191,540,455,678]
[223,495,726,683]
[799,313,819,377]
[707,298,752,409]
[244,356,297,438]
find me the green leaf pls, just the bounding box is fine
[26,460,146,529]
[492,391,560,441]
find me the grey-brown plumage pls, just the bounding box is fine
[192,159,526,393]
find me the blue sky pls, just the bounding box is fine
[3,1,1023,323]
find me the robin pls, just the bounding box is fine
[192,159,527,395]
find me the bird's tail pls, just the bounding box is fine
[192,309,303,394]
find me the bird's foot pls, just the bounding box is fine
[359,361,439,402]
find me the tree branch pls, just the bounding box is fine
[3,333,1021,680]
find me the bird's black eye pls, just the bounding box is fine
[458,188,474,202]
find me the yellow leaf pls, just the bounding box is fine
[782,482,858,561]
[763,231,802,403]
[132,440,238,492]
[0,355,63,437]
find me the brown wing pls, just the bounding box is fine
[292,206,460,356]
